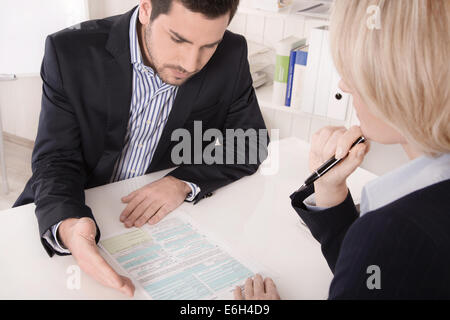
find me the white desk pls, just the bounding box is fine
[0,138,377,300]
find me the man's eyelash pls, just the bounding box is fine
[171,36,218,48]
[172,37,184,43]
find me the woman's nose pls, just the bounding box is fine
[339,80,350,93]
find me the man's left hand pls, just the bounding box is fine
[120,176,191,228]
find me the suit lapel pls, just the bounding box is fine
[146,71,206,173]
[90,9,134,185]
[100,54,132,165]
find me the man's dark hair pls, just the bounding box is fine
[150,0,240,23]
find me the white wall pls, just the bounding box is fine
[0,76,42,141]
[1,0,89,75]
[88,0,138,19]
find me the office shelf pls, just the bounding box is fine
[255,83,305,115]
[255,83,348,125]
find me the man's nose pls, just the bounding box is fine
[182,47,200,74]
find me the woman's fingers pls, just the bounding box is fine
[253,274,265,296]
[335,143,368,180]
[310,127,347,171]
[234,276,281,300]
[311,126,342,159]
[233,286,244,300]
[323,128,346,160]
[244,277,254,299]
[264,277,281,300]
[335,126,364,159]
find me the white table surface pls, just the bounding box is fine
[0,137,377,300]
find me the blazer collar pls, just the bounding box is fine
[105,6,137,59]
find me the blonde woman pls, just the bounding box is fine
[235,0,450,299]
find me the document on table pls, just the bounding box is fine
[99,214,256,300]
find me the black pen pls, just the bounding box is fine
[297,136,366,192]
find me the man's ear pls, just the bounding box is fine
[139,0,153,26]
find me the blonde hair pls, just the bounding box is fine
[330,0,450,156]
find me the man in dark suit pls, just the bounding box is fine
[14,0,268,296]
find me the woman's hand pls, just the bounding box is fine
[233,274,281,300]
[310,126,370,207]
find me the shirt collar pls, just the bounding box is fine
[129,7,143,66]
[360,153,450,215]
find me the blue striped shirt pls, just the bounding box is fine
[44,7,200,254]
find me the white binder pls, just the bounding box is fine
[301,26,325,114]
[301,26,349,121]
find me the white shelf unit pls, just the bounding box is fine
[255,83,357,141]
[228,3,358,142]
[230,5,329,48]
[237,4,298,18]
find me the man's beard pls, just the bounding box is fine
[144,26,198,86]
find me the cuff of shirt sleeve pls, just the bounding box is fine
[183,181,201,202]
[42,221,71,255]
[304,194,330,212]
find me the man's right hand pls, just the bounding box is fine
[58,217,135,297]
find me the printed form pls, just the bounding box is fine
[99,215,255,300]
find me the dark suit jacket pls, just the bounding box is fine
[14,7,268,257]
[291,179,450,299]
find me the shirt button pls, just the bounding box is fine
[146,120,151,125]
[131,169,135,174]
[138,143,143,148]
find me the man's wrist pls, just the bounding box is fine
[166,176,191,197]
[182,181,191,196]
[57,218,78,249]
